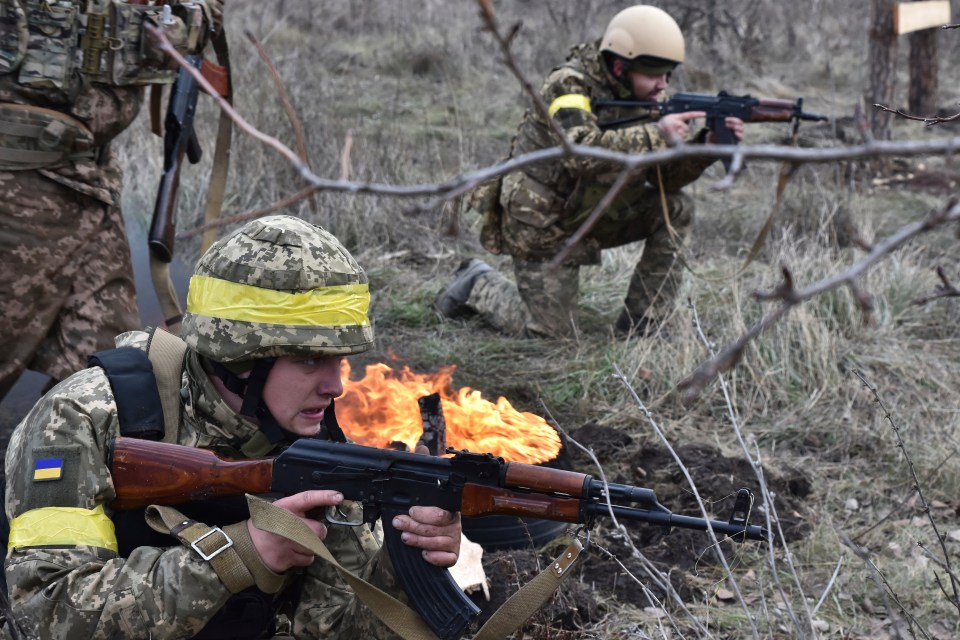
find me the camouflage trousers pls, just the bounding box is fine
[0,171,139,400]
[469,188,694,337]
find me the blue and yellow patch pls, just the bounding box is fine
[32,457,63,482]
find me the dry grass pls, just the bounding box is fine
[106,1,960,637]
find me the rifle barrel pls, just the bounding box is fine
[587,502,768,541]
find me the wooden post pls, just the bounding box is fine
[866,1,950,140]
[909,27,939,115]
[895,1,951,115]
[867,0,899,141]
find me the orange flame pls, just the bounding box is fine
[336,361,561,464]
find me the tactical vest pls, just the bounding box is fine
[92,327,288,640]
[0,329,280,639]
[1,0,202,94]
[0,0,202,170]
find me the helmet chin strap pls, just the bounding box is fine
[601,52,635,99]
[209,357,349,445]
[209,358,292,444]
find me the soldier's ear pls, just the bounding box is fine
[610,58,625,78]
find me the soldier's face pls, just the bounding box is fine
[626,70,669,101]
[262,355,345,436]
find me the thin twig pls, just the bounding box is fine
[611,365,759,640]
[914,266,960,304]
[812,556,844,618]
[851,449,959,542]
[839,533,928,640]
[853,370,960,613]
[540,405,699,638]
[689,301,809,637]
[243,30,319,216]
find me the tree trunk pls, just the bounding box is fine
[866,0,898,141]
[908,28,939,116]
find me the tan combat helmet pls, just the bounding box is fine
[600,5,685,75]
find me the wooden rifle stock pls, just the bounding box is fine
[110,438,272,510]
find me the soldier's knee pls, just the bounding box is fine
[667,192,695,227]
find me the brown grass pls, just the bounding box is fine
[106,1,960,637]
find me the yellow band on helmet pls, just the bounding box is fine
[8,505,118,552]
[548,94,593,118]
[186,275,371,327]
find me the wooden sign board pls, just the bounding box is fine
[894,1,951,35]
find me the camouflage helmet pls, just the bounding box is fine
[181,215,374,363]
[600,5,685,75]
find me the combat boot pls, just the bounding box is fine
[613,309,664,339]
[434,258,493,318]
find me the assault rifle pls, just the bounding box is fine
[111,437,768,640]
[147,52,204,331]
[594,90,828,170]
[148,52,204,265]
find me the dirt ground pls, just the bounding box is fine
[471,422,813,632]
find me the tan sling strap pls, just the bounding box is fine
[472,536,585,640]
[198,26,233,255]
[655,158,797,285]
[240,494,587,640]
[146,503,255,594]
[144,327,189,443]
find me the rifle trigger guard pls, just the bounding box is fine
[325,504,363,527]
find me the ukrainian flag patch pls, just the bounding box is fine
[33,457,64,482]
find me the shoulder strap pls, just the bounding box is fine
[144,327,189,444]
[87,348,165,441]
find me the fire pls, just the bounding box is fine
[336,361,561,464]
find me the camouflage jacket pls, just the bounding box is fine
[0,0,214,205]
[3,330,405,640]
[498,41,716,263]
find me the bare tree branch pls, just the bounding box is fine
[151,25,960,235]
[913,265,960,304]
[875,102,960,126]
[678,200,960,403]
[475,1,574,152]
[152,23,960,402]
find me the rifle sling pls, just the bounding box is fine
[149,85,163,137]
[473,537,585,640]
[654,158,795,285]
[199,27,233,255]
[144,326,188,443]
[239,494,585,640]
[244,494,440,640]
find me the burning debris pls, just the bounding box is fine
[336,361,561,464]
